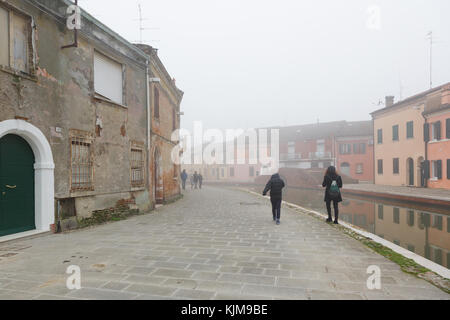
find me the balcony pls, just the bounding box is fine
[309,152,332,159]
[280,153,302,161]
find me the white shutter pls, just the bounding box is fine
[94,52,123,104]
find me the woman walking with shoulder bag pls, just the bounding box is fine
[322,166,343,224]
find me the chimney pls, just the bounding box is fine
[386,96,395,107]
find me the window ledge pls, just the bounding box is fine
[131,187,146,192]
[93,94,128,109]
[0,65,37,82]
[429,139,449,144]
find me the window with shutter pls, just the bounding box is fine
[0,7,9,67]
[393,125,399,141]
[0,7,32,73]
[154,87,160,119]
[437,160,442,180]
[406,121,414,139]
[447,159,450,180]
[393,158,400,174]
[446,119,450,139]
[377,129,383,144]
[378,159,383,175]
[94,52,123,104]
[435,122,442,141]
[424,123,430,142]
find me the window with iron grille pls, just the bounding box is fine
[71,138,93,191]
[131,149,144,187]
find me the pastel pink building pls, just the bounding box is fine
[424,84,450,190]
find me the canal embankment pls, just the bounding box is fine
[343,184,450,211]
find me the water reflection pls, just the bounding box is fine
[252,186,450,269]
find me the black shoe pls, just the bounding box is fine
[276,220,281,225]
[326,218,332,223]
[334,221,339,225]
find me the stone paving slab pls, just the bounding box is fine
[0,186,448,300]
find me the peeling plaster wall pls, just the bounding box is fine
[136,45,184,204]
[0,0,152,219]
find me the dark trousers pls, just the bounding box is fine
[182,180,186,190]
[271,198,282,221]
[326,200,339,221]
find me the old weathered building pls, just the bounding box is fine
[136,45,184,204]
[0,0,183,240]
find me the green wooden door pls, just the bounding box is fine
[0,134,35,237]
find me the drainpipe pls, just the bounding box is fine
[145,59,152,192]
[146,59,151,151]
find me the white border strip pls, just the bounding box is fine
[245,189,450,280]
[0,230,49,244]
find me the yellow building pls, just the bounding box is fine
[371,84,449,187]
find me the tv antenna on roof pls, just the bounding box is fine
[135,3,160,44]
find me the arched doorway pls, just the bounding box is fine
[407,158,414,186]
[0,120,55,238]
[340,163,351,177]
[153,148,163,205]
[0,135,35,236]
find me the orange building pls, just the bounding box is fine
[334,121,374,183]
[423,84,450,190]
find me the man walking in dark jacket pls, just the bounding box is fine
[263,173,286,225]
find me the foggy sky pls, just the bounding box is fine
[77,0,450,132]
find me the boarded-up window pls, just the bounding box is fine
[94,52,123,104]
[71,139,93,191]
[0,7,31,73]
[131,149,144,187]
[0,7,9,66]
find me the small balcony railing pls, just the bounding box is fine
[280,153,302,161]
[309,152,332,159]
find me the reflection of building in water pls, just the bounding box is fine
[374,205,450,268]
[340,200,376,233]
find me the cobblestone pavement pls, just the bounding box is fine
[0,186,448,300]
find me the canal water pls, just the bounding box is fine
[249,186,450,269]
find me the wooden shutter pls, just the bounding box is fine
[446,119,450,139]
[0,7,9,66]
[154,87,160,119]
[435,121,442,140]
[424,123,430,142]
[437,160,442,180]
[424,160,430,179]
[447,159,450,180]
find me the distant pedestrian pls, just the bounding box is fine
[190,174,195,189]
[193,171,199,189]
[198,174,203,189]
[181,170,188,190]
[263,173,286,225]
[322,166,343,224]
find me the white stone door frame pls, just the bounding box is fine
[0,119,55,238]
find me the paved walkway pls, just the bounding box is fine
[0,186,448,300]
[344,184,450,202]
